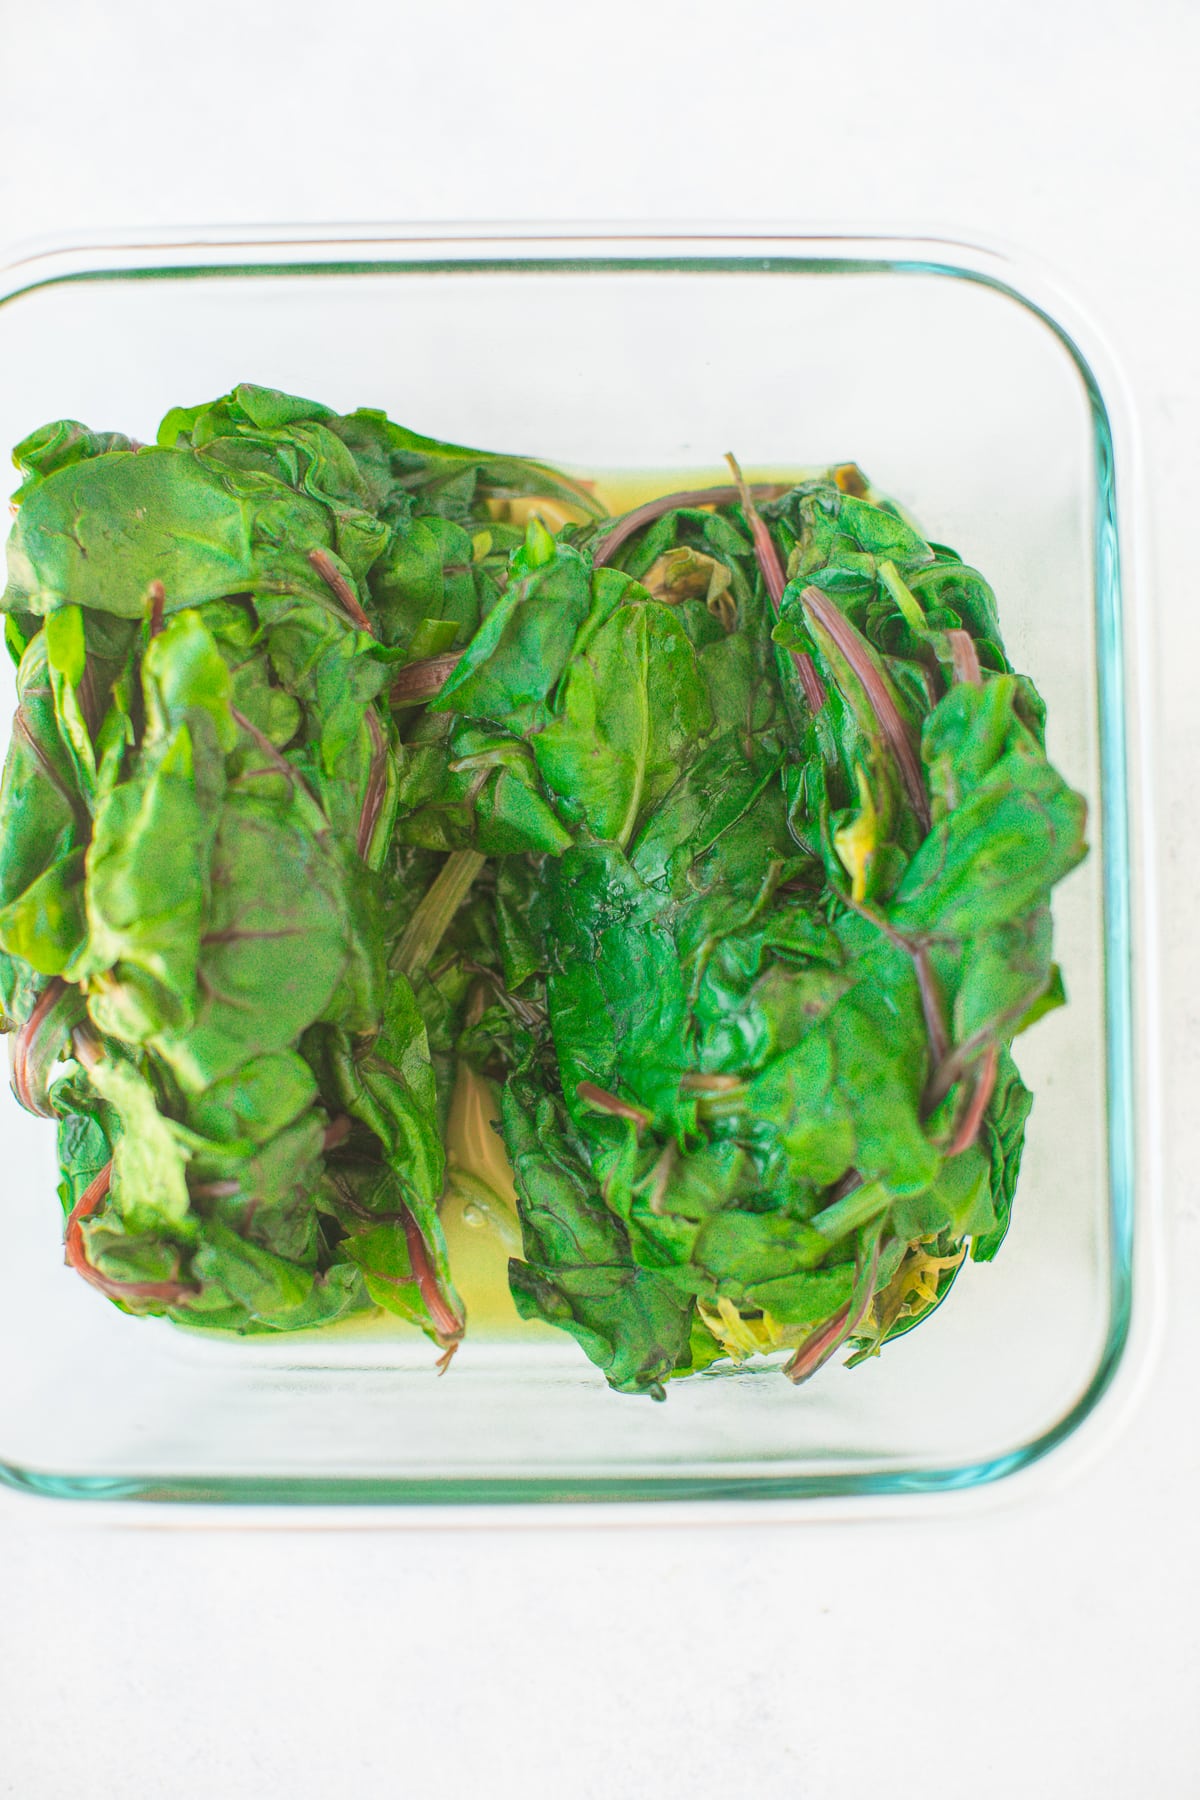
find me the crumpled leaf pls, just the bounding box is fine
[503,1076,694,1398]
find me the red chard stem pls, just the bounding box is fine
[912,946,950,1068]
[400,1208,464,1353]
[725,452,787,609]
[784,1233,881,1385]
[591,481,788,569]
[390,651,464,705]
[577,1081,653,1132]
[147,580,166,638]
[65,1160,196,1305]
[947,629,982,688]
[800,585,931,832]
[794,650,826,712]
[11,978,68,1117]
[308,548,376,637]
[356,707,389,862]
[947,1045,1000,1155]
[322,1114,353,1152]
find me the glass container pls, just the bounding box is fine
[0,230,1154,1509]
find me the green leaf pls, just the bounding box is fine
[329,407,607,521]
[324,973,445,1214]
[185,1051,319,1146]
[746,1262,857,1327]
[80,1049,193,1235]
[971,1048,1034,1262]
[474,764,573,856]
[188,1217,313,1320]
[143,610,238,754]
[0,633,87,915]
[0,847,87,976]
[338,1212,460,1347]
[370,516,481,650]
[433,540,592,723]
[406,618,463,660]
[531,598,711,847]
[12,418,133,489]
[79,724,208,1041]
[150,786,367,1089]
[233,1261,367,1334]
[539,844,693,1126]
[5,448,324,617]
[42,606,97,798]
[509,1257,695,1399]
[950,907,1057,1046]
[503,1078,694,1397]
[891,742,1087,936]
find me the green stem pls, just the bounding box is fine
[811,1178,892,1245]
[390,850,486,977]
[877,559,927,633]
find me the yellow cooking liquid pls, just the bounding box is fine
[594,465,811,515]
[495,463,814,531]
[439,1060,527,1332]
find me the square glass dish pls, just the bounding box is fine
[0,229,1147,1508]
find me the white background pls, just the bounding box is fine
[0,3,1196,1794]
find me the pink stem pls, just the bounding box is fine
[400,1209,464,1350]
[725,455,787,609]
[322,1114,352,1152]
[390,651,464,704]
[356,708,389,862]
[800,585,930,832]
[65,1161,196,1305]
[947,628,982,688]
[577,1080,653,1130]
[725,453,826,715]
[147,579,166,638]
[591,483,787,569]
[11,978,67,1117]
[912,946,950,1068]
[308,548,376,636]
[793,650,827,712]
[784,1235,881,1385]
[947,1045,999,1155]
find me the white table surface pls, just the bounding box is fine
[0,4,1196,1794]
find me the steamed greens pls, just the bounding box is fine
[0,385,1086,1395]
